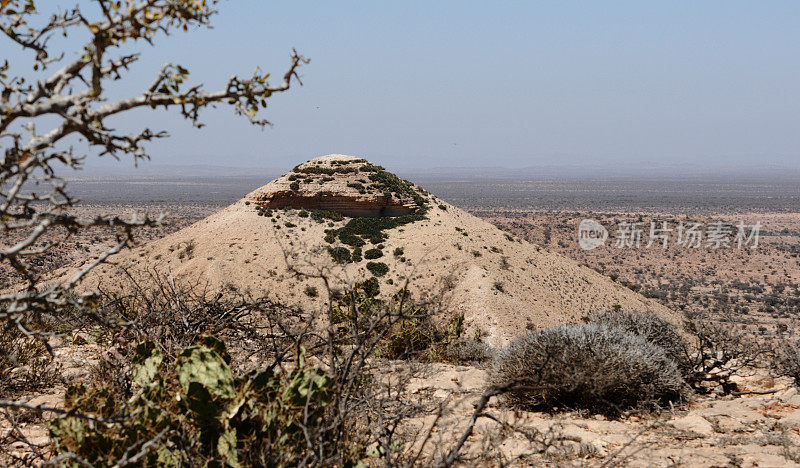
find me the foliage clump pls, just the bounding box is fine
[50,339,337,467]
[366,261,389,277]
[328,246,352,264]
[490,323,685,416]
[326,213,426,248]
[309,209,344,223]
[364,248,383,259]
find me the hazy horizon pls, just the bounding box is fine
[63,159,800,182]
[6,1,799,173]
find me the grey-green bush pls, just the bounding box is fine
[490,324,685,415]
[590,310,691,379]
[442,340,494,364]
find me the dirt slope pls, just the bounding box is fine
[76,154,676,345]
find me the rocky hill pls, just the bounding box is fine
[75,154,677,345]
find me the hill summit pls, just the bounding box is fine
[77,154,677,345]
[247,154,421,217]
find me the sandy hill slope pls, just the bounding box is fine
[76,154,676,345]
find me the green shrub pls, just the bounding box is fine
[298,210,309,218]
[310,209,343,223]
[490,324,685,416]
[49,339,336,467]
[339,229,367,247]
[393,247,404,257]
[366,262,389,277]
[327,213,425,247]
[289,181,300,191]
[364,248,383,259]
[347,182,366,193]
[294,165,358,175]
[328,246,352,264]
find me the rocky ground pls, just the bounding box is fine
[5,346,800,467]
[4,167,800,466]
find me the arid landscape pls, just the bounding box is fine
[4,158,800,466]
[4,2,800,466]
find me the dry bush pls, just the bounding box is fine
[440,340,494,365]
[22,272,442,466]
[590,310,691,379]
[0,325,61,398]
[775,341,800,387]
[91,269,305,366]
[331,281,465,362]
[683,314,773,394]
[490,324,686,416]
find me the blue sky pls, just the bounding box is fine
[5,1,800,171]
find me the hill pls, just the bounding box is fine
[77,154,676,345]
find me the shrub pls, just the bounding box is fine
[347,182,366,193]
[339,229,366,247]
[393,247,404,257]
[590,310,691,379]
[328,214,425,247]
[441,340,493,365]
[682,314,772,394]
[364,248,383,259]
[381,311,463,361]
[366,261,389,277]
[49,339,339,467]
[309,209,343,223]
[351,246,363,263]
[289,181,300,191]
[328,246,352,264]
[490,324,685,415]
[775,341,800,387]
[0,325,61,397]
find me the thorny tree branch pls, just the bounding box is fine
[0,0,307,424]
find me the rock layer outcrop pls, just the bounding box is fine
[246,155,418,217]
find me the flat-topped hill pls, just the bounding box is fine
[70,154,678,345]
[246,154,420,217]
